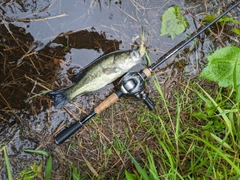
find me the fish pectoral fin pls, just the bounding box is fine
[72,69,85,83]
[103,67,118,74]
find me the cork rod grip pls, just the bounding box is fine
[142,68,151,77]
[94,93,119,114]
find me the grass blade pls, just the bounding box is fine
[126,150,150,180]
[23,149,50,156]
[3,147,13,180]
[189,135,240,174]
[124,170,136,180]
[152,75,174,131]
[115,137,150,180]
[23,149,52,180]
[196,84,233,137]
[210,133,232,150]
[45,155,52,180]
[72,165,81,180]
[233,59,239,102]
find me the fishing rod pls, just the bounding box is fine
[54,1,240,144]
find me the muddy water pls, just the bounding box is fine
[0,0,239,179]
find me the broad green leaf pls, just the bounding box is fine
[232,28,240,36]
[200,46,240,87]
[233,57,239,102]
[160,6,188,39]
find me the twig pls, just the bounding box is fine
[24,74,51,91]
[17,44,37,65]
[116,6,138,22]
[0,14,68,23]
[81,153,99,177]
[90,119,125,165]
[0,93,11,109]
[186,12,226,47]
[36,121,66,150]
[2,21,40,74]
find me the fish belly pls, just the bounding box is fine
[69,71,124,99]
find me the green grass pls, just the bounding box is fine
[17,149,52,180]
[3,147,13,180]
[120,73,240,179]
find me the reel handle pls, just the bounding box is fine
[138,92,154,110]
[55,121,84,145]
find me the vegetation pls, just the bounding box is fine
[203,14,240,36]
[123,78,240,179]
[17,150,52,180]
[160,6,188,39]
[3,147,13,180]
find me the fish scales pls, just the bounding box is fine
[66,51,134,99]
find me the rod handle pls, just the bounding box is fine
[54,91,122,144]
[54,121,83,144]
[142,68,151,77]
[54,111,96,144]
[94,91,121,114]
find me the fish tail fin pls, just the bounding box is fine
[49,88,70,108]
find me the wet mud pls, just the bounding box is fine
[0,0,239,179]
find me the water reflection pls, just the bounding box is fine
[0,0,51,15]
[0,22,121,113]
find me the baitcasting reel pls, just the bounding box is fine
[118,71,154,110]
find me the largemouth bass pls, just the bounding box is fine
[49,38,146,108]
